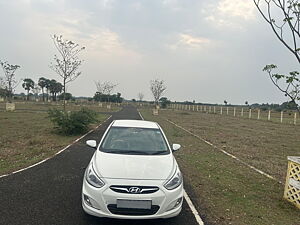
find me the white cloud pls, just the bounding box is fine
[22,7,142,61]
[204,0,256,29]
[168,33,213,50]
[218,0,255,20]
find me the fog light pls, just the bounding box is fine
[174,197,183,208]
[83,194,101,210]
[84,195,92,207]
[166,197,183,211]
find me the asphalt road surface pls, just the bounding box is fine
[0,105,199,225]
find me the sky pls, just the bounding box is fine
[0,0,298,104]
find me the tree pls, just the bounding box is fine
[50,34,85,110]
[254,0,300,111]
[150,79,166,106]
[22,78,35,101]
[138,92,144,102]
[159,97,171,108]
[0,61,20,102]
[224,100,228,105]
[58,92,73,101]
[44,78,51,101]
[245,101,249,105]
[95,81,118,102]
[49,79,63,101]
[38,77,48,102]
[32,84,41,101]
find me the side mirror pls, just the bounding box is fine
[86,140,97,149]
[172,144,181,152]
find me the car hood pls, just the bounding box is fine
[93,151,175,180]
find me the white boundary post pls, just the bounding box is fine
[214,106,216,113]
[233,107,236,117]
[249,109,252,119]
[226,107,229,115]
[241,108,244,117]
[204,106,206,112]
[268,110,271,121]
[220,106,223,115]
[294,112,297,125]
[193,105,195,111]
[257,109,260,120]
[197,105,199,111]
[281,111,283,123]
[209,106,211,113]
[189,105,191,111]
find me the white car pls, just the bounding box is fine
[82,119,183,219]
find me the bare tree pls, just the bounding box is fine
[95,81,117,102]
[138,92,144,102]
[0,61,20,102]
[254,0,300,111]
[50,34,85,110]
[150,79,166,106]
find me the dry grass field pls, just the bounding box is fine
[0,102,113,175]
[140,108,300,225]
[0,101,121,113]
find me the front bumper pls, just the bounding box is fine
[82,178,183,219]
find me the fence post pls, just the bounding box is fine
[281,111,283,123]
[209,106,211,113]
[214,106,216,113]
[220,107,223,115]
[197,105,199,111]
[192,105,195,111]
[189,105,191,111]
[294,112,297,125]
[268,110,271,121]
[249,109,252,119]
[257,109,260,120]
[241,108,244,117]
[226,107,229,115]
[233,107,236,117]
[204,106,206,112]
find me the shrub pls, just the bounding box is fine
[48,108,98,135]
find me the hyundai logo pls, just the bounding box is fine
[128,187,141,193]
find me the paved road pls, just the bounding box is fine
[0,105,199,225]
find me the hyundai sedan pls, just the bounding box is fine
[82,119,183,219]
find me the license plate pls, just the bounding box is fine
[117,199,152,209]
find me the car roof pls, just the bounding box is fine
[111,120,159,129]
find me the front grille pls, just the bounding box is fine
[110,185,159,194]
[107,204,160,216]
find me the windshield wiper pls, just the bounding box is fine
[148,151,168,155]
[106,150,146,154]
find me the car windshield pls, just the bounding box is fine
[100,127,169,155]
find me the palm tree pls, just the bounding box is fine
[22,78,35,101]
[44,78,51,101]
[38,77,47,102]
[49,79,63,101]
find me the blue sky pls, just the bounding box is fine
[0,0,298,104]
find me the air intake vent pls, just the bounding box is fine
[107,204,159,215]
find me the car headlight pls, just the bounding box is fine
[164,169,182,190]
[85,163,105,188]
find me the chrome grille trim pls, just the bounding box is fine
[110,185,159,194]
